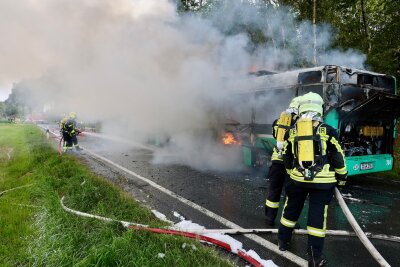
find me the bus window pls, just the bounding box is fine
[339,71,365,110]
[373,76,395,92]
[298,71,322,84]
[297,85,323,96]
[326,84,339,108]
[357,74,395,93]
[340,84,367,109]
[340,70,357,85]
[325,66,338,83]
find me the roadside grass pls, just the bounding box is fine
[0,124,233,267]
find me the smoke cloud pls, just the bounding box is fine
[0,0,366,171]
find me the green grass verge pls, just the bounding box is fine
[0,124,233,267]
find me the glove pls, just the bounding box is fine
[336,173,347,187]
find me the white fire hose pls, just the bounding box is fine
[0,184,34,197]
[61,194,399,267]
[335,187,391,267]
[42,125,395,266]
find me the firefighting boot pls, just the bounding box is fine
[278,239,291,251]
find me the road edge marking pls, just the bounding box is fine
[83,147,307,267]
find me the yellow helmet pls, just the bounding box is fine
[298,92,323,115]
[285,96,302,114]
[69,112,76,119]
[289,96,302,109]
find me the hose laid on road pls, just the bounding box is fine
[60,194,400,267]
[60,196,265,267]
[60,193,400,246]
[177,228,400,243]
[129,225,265,267]
[335,187,391,267]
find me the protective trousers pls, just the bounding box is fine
[63,132,78,150]
[265,162,288,223]
[278,182,334,258]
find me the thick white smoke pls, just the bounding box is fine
[0,0,366,171]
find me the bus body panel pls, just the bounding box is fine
[242,136,275,167]
[345,154,394,176]
[324,109,339,129]
[232,65,399,177]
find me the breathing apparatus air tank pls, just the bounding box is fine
[296,117,315,179]
[276,112,292,150]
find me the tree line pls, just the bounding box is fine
[178,0,399,81]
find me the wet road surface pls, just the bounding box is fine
[67,132,400,267]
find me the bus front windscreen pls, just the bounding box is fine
[297,85,323,97]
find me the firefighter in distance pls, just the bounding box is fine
[278,92,347,267]
[60,112,82,152]
[265,96,301,225]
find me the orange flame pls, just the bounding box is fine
[222,132,241,145]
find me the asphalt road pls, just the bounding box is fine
[54,129,400,267]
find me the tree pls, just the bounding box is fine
[279,0,400,80]
[178,0,399,80]
[0,102,5,118]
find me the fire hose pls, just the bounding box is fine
[6,148,13,160]
[60,195,399,267]
[334,188,391,267]
[43,127,81,156]
[60,196,266,267]
[0,184,34,197]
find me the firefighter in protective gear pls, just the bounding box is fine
[265,96,301,225]
[278,92,347,267]
[60,112,82,152]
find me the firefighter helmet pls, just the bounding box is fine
[298,92,323,116]
[289,96,302,110]
[69,112,76,119]
[287,96,302,114]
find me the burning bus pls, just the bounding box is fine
[222,65,400,176]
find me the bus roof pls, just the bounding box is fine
[226,65,391,94]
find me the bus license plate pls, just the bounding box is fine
[360,163,374,170]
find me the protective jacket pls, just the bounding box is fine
[59,117,68,130]
[282,122,347,189]
[62,118,78,137]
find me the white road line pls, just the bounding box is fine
[42,125,306,266]
[83,147,307,267]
